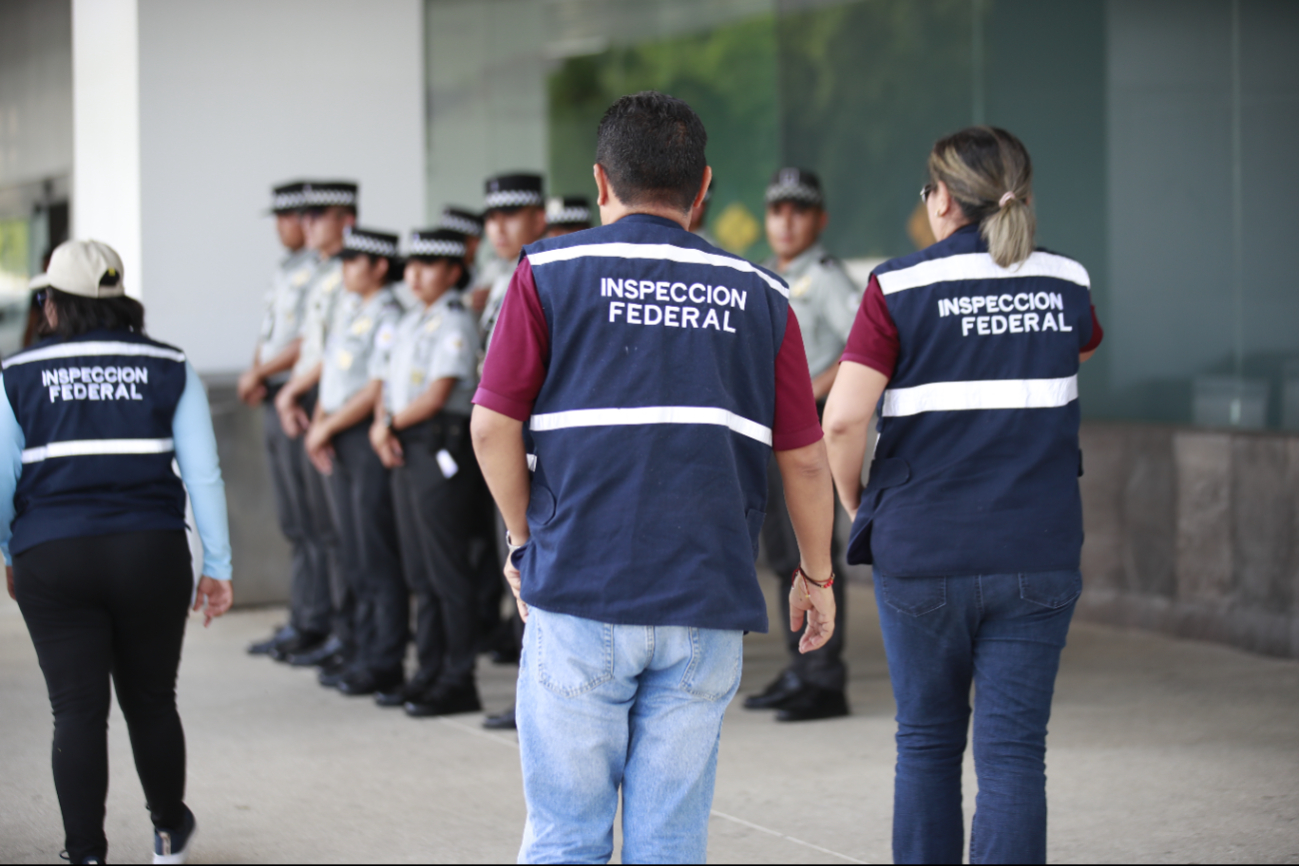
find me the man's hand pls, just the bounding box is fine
[6,565,14,601]
[369,421,404,469]
[305,420,335,475]
[236,368,266,407]
[275,385,310,438]
[503,555,529,623]
[789,568,836,653]
[193,576,233,627]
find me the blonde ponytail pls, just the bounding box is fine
[927,126,1035,268]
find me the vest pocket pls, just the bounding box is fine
[745,508,765,559]
[528,482,556,526]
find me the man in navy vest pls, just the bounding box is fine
[471,91,838,864]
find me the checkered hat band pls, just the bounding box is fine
[409,239,466,258]
[440,215,482,236]
[344,234,399,257]
[765,183,823,206]
[484,190,544,209]
[272,192,306,211]
[304,189,358,207]
[548,206,590,225]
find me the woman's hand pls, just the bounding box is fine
[6,565,14,601]
[304,420,335,474]
[369,421,404,469]
[275,385,310,438]
[789,568,836,653]
[193,576,233,627]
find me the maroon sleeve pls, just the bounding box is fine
[772,310,825,452]
[841,274,900,377]
[472,257,549,421]
[1081,305,1104,353]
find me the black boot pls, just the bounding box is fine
[775,685,849,722]
[337,667,404,697]
[375,669,438,708]
[743,669,803,710]
[481,705,516,730]
[269,630,328,662]
[247,624,296,656]
[404,682,483,718]
[287,635,346,667]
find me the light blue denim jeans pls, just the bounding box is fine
[516,606,744,864]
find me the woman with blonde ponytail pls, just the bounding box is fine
[822,126,1104,864]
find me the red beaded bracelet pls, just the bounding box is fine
[793,566,835,590]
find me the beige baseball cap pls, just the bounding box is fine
[29,239,126,299]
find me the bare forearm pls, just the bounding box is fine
[471,406,531,541]
[391,378,454,430]
[775,441,835,579]
[811,362,839,401]
[321,381,382,438]
[252,339,301,381]
[284,362,323,403]
[822,361,889,516]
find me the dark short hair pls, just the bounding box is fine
[37,287,146,339]
[596,91,707,213]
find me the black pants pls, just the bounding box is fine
[13,530,193,863]
[299,387,353,648]
[391,416,491,687]
[762,453,848,691]
[329,419,407,674]
[264,383,334,638]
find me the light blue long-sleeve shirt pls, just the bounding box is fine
[0,361,233,580]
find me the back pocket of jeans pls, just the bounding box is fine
[534,611,615,697]
[680,628,743,701]
[1018,570,1083,610]
[879,574,946,617]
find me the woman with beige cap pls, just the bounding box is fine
[1,239,232,865]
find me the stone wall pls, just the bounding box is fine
[1079,422,1299,658]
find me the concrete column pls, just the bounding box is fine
[71,0,142,299]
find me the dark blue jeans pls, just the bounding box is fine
[874,570,1081,865]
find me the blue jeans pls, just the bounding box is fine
[515,606,744,864]
[875,570,1081,865]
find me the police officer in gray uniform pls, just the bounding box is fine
[746,168,860,722]
[242,182,334,660]
[544,195,592,238]
[478,173,547,348]
[438,206,484,276]
[369,228,490,717]
[303,227,407,697]
[274,181,359,672]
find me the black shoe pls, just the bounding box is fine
[153,804,197,863]
[404,682,483,718]
[743,669,804,710]
[247,624,295,656]
[481,706,516,730]
[490,646,520,665]
[775,686,849,722]
[375,670,438,708]
[287,635,345,668]
[318,663,355,689]
[269,631,328,662]
[337,667,404,697]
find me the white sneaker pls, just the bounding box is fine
[153,807,197,865]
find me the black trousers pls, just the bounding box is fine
[391,416,492,687]
[13,530,193,864]
[329,419,407,674]
[299,387,354,648]
[762,453,848,691]
[263,383,334,637]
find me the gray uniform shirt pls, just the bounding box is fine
[476,255,514,346]
[373,290,479,418]
[764,242,861,378]
[318,286,402,414]
[258,247,317,375]
[293,256,346,377]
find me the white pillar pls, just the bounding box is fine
[71,0,142,300]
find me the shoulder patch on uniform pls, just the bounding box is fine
[447,298,464,311]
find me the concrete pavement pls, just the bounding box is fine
[2,577,1297,864]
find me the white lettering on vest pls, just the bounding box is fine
[42,365,154,402]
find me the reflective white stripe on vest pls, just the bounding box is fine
[530,406,772,445]
[881,376,1078,417]
[6,341,186,367]
[527,243,789,298]
[876,252,1090,296]
[21,438,176,464]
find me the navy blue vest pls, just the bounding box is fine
[518,213,790,632]
[849,225,1093,576]
[3,330,189,555]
